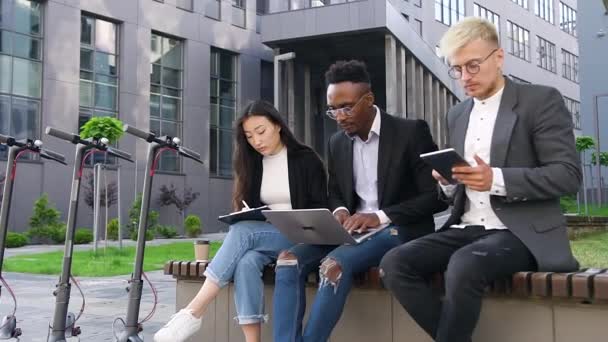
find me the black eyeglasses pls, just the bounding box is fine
[448,48,498,79]
[326,92,370,120]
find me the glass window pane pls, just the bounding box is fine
[78,111,91,130]
[161,120,178,137]
[219,105,234,128]
[218,129,233,176]
[0,54,10,93]
[94,52,117,75]
[94,83,117,110]
[150,118,160,135]
[210,78,218,97]
[0,95,9,134]
[14,0,40,35]
[81,16,93,45]
[161,96,179,120]
[210,51,218,76]
[150,84,161,94]
[162,67,181,88]
[0,30,11,54]
[150,94,160,117]
[209,127,217,173]
[80,70,93,80]
[79,80,93,107]
[151,64,161,84]
[95,74,117,85]
[210,101,218,126]
[219,80,235,99]
[220,53,235,80]
[80,48,93,70]
[95,19,116,54]
[12,58,41,97]
[162,37,182,69]
[12,33,40,59]
[162,87,180,97]
[11,96,39,138]
[150,34,162,64]
[160,152,178,172]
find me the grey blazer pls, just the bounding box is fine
[442,77,581,272]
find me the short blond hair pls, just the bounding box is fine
[439,17,499,59]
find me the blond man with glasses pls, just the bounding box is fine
[380,17,581,342]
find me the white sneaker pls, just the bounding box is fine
[154,308,201,342]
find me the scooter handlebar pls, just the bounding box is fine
[0,133,12,144]
[123,124,153,141]
[106,146,134,163]
[45,127,80,144]
[179,146,203,164]
[40,148,67,165]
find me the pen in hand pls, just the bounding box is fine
[242,200,251,211]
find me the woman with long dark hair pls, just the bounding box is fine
[155,100,327,342]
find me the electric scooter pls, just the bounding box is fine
[112,124,202,342]
[0,134,67,340]
[44,127,133,342]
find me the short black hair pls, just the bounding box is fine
[324,60,371,86]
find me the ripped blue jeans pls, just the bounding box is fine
[204,220,293,325]
[272,226,403,342]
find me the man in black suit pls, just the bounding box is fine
[272,60,446,342]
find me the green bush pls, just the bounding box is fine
[74,228,93,245]
[107,218,119,240]
[128,194,159,236]
[27,224,65,244]
[27,193,65,244]
[560,195,577,213]
[79,117,124,143]
[184,214,201,238]
[130,229,154,241]
[6,232,28,248]
[155,225,178,239]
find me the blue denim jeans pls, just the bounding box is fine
[204,220,293,325]
[272,225,404,342]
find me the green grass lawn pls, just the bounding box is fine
[3,242,221,277]
[570,231,608,268]
[4,232,608,277]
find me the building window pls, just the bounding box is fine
[511,0,528,9]
[473,3,500,36]
[563,96,580,129]
[509,75,531,84]
[434,0,465,27]
[150,33,184,172]
[232,0,246,28]
[0,0,43,160]
[413,0,421,7]
[534,0,554,24]
[206,0,221,20]
[414,19,422,37]
[79,15,119,165]
[559,2,576,36]
[561,49,578,83]
[210,48,238,178]
[536,36,556,73]
[506,21,530,62]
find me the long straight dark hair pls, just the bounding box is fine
[232,100,307,211]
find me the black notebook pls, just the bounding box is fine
[218,206,269,225]
[420,148,470,185]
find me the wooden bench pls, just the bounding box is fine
[164,261,608,342]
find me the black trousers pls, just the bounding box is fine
[380,226,536,342]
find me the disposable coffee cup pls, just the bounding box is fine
[194,239,210,262]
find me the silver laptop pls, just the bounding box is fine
[262,208,384,245]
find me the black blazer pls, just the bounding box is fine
[244,146,328,210]
[327,112,446,239]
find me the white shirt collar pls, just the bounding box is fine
[347,105,382,141]
[473,86,505,107]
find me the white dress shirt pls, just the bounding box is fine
[333,106,390,226]
[441,87,508,230]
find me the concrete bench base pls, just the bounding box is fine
[174,278,608,342]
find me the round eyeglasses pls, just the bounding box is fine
[448,48,498,80]
[326,92,370,120]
